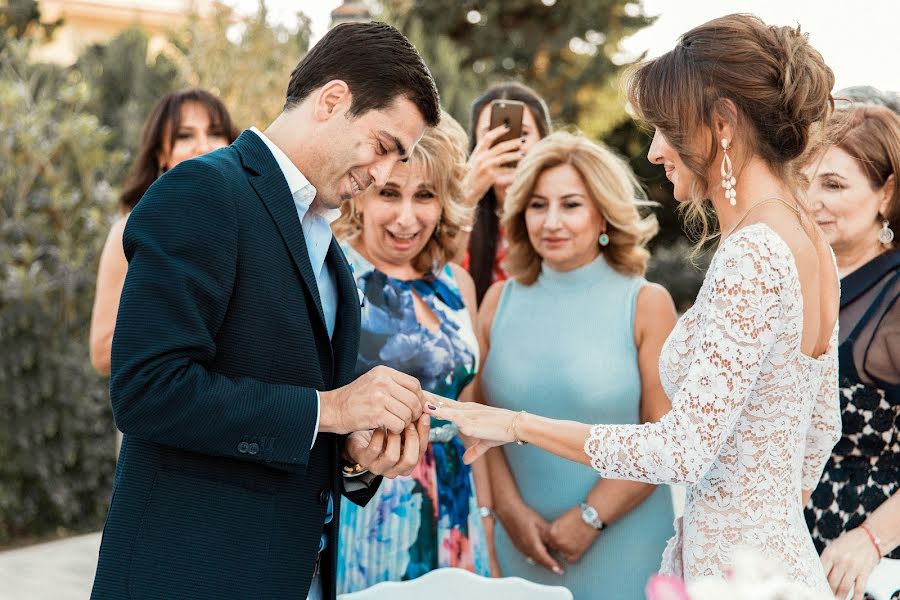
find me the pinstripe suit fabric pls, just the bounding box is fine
[90,131,368,600]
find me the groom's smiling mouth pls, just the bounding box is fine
[349,173,371,197]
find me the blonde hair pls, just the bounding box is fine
[332,110,473,273]
[502,131,659,284]
[626,14,834,247]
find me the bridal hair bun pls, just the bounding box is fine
[767,23,835,162]
[625,13,835,243]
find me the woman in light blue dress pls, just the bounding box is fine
[332,113,492,594]
[476,132,677,599]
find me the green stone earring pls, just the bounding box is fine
[599,232,610,247]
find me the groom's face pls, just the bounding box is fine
[315,96,427,210]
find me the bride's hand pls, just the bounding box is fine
[423,392,517,464]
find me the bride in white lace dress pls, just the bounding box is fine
[426,15,843,595]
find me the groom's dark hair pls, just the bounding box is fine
[284,21,440,127]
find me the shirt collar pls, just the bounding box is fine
[249,127,340,224]
[250,127,312,196]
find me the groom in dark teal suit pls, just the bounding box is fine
[90,23,441,600]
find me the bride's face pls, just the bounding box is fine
[648,129,693,202]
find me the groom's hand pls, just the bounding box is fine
[319,366,425,434]
[345,413,431,478]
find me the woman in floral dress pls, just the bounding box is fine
[333,112,492,594]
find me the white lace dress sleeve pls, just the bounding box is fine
[582,225,838,593]
[801,322,841,490]
[584,232,784,484]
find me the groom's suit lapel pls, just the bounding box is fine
[233,131,330,349]
[327,238,361,385]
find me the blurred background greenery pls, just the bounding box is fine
[0,0,706,546]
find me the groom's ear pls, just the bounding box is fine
[313,80,352,122]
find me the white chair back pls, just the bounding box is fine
[865,557,900,600]
[337,567,573,600]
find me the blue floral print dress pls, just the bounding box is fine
[336,244,490,594]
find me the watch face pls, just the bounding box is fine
[584,506,598,521]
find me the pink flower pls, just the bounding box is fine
[646,574,690,600]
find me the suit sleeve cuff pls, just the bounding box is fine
[311,391,320,449]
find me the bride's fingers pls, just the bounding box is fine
[423,392,463,420]
[462,441,491,465]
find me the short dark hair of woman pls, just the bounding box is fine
[467,82,552,303]
[119,88,239,213]
[284,21,440,128]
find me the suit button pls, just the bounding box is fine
[318,489,330,505]
[238,442,249,454]
[248,442,260,455]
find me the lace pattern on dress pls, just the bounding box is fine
[583,224,841,592]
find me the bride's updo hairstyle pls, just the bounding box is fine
[626,14,835,241]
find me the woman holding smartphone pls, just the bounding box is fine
[458,83,552,303]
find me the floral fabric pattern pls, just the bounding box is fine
[584,224,841,594]
[336,245,488,594]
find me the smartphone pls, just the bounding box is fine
[489,99,525,167]
[489,99,525,147]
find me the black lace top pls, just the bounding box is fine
[805,249,900,560]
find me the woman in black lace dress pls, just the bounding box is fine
[805,104,900,600]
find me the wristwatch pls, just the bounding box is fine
[478,506,494,519]
[341,461,368,478]
[579,501,606,531]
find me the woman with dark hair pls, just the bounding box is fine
[426,14,842,593]
[457,83,551,303]
[89,89,238,375]
[804,105,900,600]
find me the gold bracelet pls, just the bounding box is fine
[511,410,529,445]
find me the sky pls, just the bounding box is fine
[229,0,900,93]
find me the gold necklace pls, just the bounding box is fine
[724,196,801,238]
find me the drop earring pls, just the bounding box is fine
[720,138,736,207]
[599,231,610,247]
[879,219,894,245]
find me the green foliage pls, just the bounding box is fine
[169,1,312,129]
[382,0,653,137]
[0,1,317,545]
[75,28,183,182]
[0,36,121,544]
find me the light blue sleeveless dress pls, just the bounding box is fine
[336,245,490,594]
[482,255,675,599]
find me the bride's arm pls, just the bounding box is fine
[800,322,841,502]
[429,233,789,485]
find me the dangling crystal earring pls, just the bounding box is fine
[720,138,736,207]
[599,231,610,247]
[879,219,895,245]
